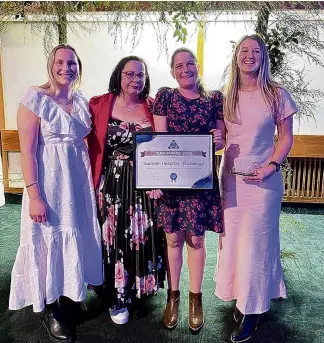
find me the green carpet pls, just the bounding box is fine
[0,197,323,343]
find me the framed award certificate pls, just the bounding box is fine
[133,132,215,190]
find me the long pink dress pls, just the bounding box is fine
[214,88,298,315]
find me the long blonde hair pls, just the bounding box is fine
[39,44,82,96]
[223,34,283,123]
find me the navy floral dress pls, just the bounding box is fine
[153,87,224,236]
[97,117,165,310]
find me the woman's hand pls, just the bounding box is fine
[146,189,163,199]
[29,198,47,223]
[244,164,276,183]
[210,128,224,151]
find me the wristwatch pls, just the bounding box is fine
[268,161,280,172]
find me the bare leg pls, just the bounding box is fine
[186,232,206,331]
[165,231,186,290]
[163,231,186,329]
[186,232,206,293]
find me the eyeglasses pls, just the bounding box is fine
[122,71,146,81]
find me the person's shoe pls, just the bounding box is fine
[59,297,87,325]
[188,291,204,332]
[76,302,87,313]
[72,302,87,325]
[233,306,244,323]
[163,290,180,329]
[231,314,260,342]
[109,307,129,325]
[42,303,73,342]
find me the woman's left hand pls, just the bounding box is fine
[210,128,224,150]
[244,164,276,183]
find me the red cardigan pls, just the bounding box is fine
[87,93,154,190]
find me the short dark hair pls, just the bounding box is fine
[108,56,150,100]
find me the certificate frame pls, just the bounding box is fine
[133,132,215,190]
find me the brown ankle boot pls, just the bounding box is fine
[189,291,204,331]
[163,290,180,329]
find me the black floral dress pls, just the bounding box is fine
[97,117,165,310]
[153,87,224,236]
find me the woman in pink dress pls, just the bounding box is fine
[214,34,298,343]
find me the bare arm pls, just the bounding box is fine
[18,104,40,195]
[153,115,167,132]
[18,104,47,222]
[271,116,294,164]
[210,91,226,151]
[147,114,167,198]
[246,115,294,181]
[214,119,226,151]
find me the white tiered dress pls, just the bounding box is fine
[9,88,103,312]
[214,88,298,314]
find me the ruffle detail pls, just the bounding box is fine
[71,90,92,131]
[19,88,91,137]
[9,227,86,313]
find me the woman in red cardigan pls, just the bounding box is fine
[87,56,165,325]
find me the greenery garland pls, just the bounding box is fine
[0,1,323,122]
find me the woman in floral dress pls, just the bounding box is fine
[87,56,165,325]
[153,48,225,331]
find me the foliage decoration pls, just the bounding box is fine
[0,1,323,120]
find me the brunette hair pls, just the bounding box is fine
[170,47,209,98]
[108,56,150,100]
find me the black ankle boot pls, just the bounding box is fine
[42,301,73,342]
[59,296,87,325]
[231,314,260,343]
[233,307,244,323]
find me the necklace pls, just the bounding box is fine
[240,88,258,99]
[123,104,139,112]
[117,99,139,112]
[178,88,200,100]
[53,96,73,113]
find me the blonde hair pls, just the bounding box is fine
[223,34,283,123]
[39,44,82,96]
[170,47,209,98]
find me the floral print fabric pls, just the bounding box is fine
[97,117,165,310]
[153,87,224,236]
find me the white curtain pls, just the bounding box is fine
[0,153,5,207]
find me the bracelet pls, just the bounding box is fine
[29,196,42,201]
[26,180,39,188]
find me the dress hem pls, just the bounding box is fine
[214,290,288,315]
[9,294,86,313]
[164,227,222,236]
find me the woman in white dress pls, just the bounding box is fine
[214,34,298,343]
[9,44,103,342]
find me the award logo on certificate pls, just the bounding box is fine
[133,133,215,190]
